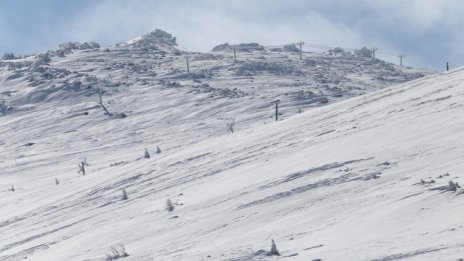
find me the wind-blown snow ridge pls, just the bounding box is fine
[3,30,463,260]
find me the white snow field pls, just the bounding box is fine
[2,30,463,260]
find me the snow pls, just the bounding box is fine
[2,30,463,260]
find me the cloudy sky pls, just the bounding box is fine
[0,0,463,70]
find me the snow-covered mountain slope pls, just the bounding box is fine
[3,30,463,261]
[0,29,428,122]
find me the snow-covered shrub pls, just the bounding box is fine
[105,245,128,260]
[144,148,150,159]
[117,29,177,50]
[35,52,51,65]
[0,100,13,114]
[58,42,100,53]
[156,146,161,154]
[447,180,460,191]
[268,239,280,256]
[165,199,174,212]
[420,179,435,185]
[354,47,373,58]
[211,43,232,52]
[121,189,128,200]
[234,60,302,76]
[328,47,348,56]
[212,42,265,52]
[283,44,299,53]
[116,112,127,118]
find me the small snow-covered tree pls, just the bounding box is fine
[165,199,174,212]
[36,52,51,65]
[354,47,373,58]
[105,244,128,260]
[144,148,150,159]
[448,180,460,191]
[156,146,161,154]
[283,43,299,53]
[10,185,15,192]
[55,178,60,185]
[268,239,280,256]
[121,189,128,200]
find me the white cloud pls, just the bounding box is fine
[3,0,464,69]
[363,0,464,32]
[56,0,370,52]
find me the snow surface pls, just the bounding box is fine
[2,30,462,260]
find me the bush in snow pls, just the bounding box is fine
[156,146,161,154]
[105,244,128,260]
[165,199,175,212]
[10,185,15,192]
[55,178,59,185]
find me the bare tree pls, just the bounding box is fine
[98,87,113,116]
